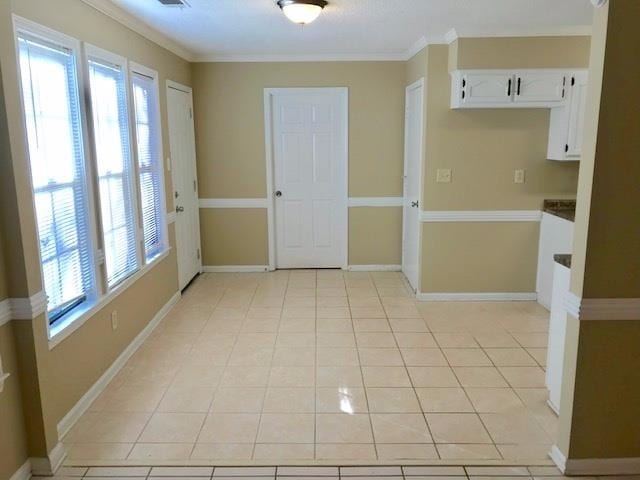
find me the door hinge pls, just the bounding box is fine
[565,144,569,153]
[571,76,576,87]
[196,248,201,260]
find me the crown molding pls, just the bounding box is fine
[194,51,410,63]
[79,0,196,61]
[444,28,459,44]
[445,25,592,42]
[404,36,428,60]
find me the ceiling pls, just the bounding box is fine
[103,0,594,61]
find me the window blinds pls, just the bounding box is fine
[132,71,166,262]
[88,57,139,288]
[17,34,95,323]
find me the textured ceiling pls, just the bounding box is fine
[109,0,594,60]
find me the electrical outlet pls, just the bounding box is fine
[436,169,452,183]
[111,311,118,331]
[514,169,526,184]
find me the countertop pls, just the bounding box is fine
[543,199,576,222]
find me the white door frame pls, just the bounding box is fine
[166,79,203,286]
[402,78,425,292]
[263,87,349,270]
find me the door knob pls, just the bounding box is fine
[275,191,283,197]
[411,201,419,208]
[176,206,185,212]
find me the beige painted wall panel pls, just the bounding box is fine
[421,222,540,293]
[454,36,592,70]
[0,217,8,301]
[405,48,428,86]
[348,207,403,266]
[0,324,29,480]
[200,209,269,266]
[191,61,406,199]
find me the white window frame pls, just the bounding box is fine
[84,43,144,290]
[129,62,169,263]
[12,15,102,340]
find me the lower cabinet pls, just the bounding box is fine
[536,212,574,310]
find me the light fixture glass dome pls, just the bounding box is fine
[277,0,328,25]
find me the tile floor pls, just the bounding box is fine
[62,270,557,464]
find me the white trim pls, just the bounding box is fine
[79,0,195,61]
[10,292,48,320]
[57,291,180,440]
[564,293,640,321]
[199,198,270,209]
[417,292,538,302]
[347,265,402,272]
[550,445,567,473]
[551,445,640,476]
[404,36,428,60]
[197,52,410,63]
[48,249,171,349]
[0,299,11,327]
[9,459,31,480]
[203,265,272,273]
[445,28,459,45]
[30,442,66,477]
[448,25,592,41]
[264,87,349,271]
[348,197,403,208]
[166,79,192,94]
[167,211,177,224]
[420,210,543,222]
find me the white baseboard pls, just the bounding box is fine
[9,460,31,480]
[551,445,640,475]
[30,442,66,476]
[346,265,402,272]
[56,291,181,439]
[203,265,271,273]
[417,292,538,301]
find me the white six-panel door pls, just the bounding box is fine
[167,82,202,289]
[402,79,424,291]
[269,88,348,269]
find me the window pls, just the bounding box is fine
[17,32,96,324]
[87,49,140,288]
[131,68,167,262]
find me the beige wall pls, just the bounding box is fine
[349,208,403,266]
[192,61,406,266]
[419,37,590,293]
[0,0,191,468]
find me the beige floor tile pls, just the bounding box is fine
[190,443,253,460]
[157,385,216,413]
[415,388,474,413]
[358,347,404,366]
[86,466,151,476]
[263,387,315,413]
[355,332,397,347]
[341,466,402,476]
[277,466,339,476]
[453,367,509,387]
[127,443,194,460]
[220,366,270,387]
[362,366,411,387]
[316,366,363,387]
[56,467,88,477]
[498,366,546,388]
[246,306,282,319]
[434,333,479,348]
[198,413,260,443]
[389,318,428,332]
[253,443,315,459]
[257,413,315,443]
[317,296,349,307]
[73,412,150,443]
[316,413,374,443]
[315,443,376,460]
[465,388,526,414]
[278,318,316,333]
[276,332,316,347]
[401,348,448,366]
[385,305,422,319]
[317,347,360,366]
[316,318,354,332]
[352,318,391,332]
[426,413,493,444]
[65,443,134,460]
[466,466,529,476]
[496,443,552,460]
[371,413,432,443]
[394,333,438,348]
[480,412,551,444]
[436,443,502,460]
[402,466,466,475]
[210,387,265,413]
[150,466,213,476]
[485,348,537,366]
[443,348,493,366]
[284,296,316,307]
[91,384,167,413]
[408,367,460,387]
[269,366,315,387]
[316,332,356,347]
[282,307,316,319]
[350,306,387,319]
[272,347,316,366]
[316,288,347,298]
[511,333,549,348]
[317,307,351,319]
[366,388,421,413]
[348,297,382,308]
[316,387,368,413]
[235,333,277,348]
[473,332,520,348]
[526,348,548,366]
[172,364,225,388]
[138,413,205,443]
[377,443,439,460]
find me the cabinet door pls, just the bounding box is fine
[566,72,589,157]
[514,71,566,105]
[462,72,514,105]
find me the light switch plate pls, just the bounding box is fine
[436,169,452,183]
[514,169,526,184]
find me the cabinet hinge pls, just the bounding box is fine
[565,144,569,153]
[571,76,576,86]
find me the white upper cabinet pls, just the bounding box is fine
[451,69,570,109]
[513,71,567,105]
[547,70,589,161]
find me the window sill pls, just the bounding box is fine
[48,248,172,350]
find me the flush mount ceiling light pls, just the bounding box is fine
[277,0,328,25]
